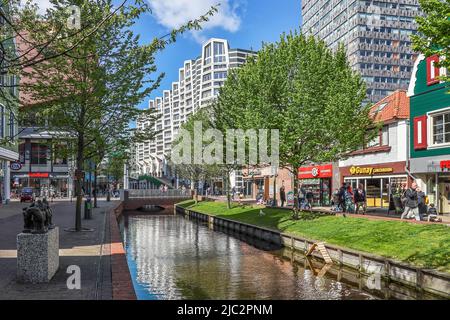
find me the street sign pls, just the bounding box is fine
[10,162,22,171]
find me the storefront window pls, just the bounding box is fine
[31,143,48,165]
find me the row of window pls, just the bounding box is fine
[18,143,67,165]
[0,105,15,140]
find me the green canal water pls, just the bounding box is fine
[120,214,390,300]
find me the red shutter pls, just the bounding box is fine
[414,115,427,150]
[426,55,440,86]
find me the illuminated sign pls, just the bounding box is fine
[298,164,333,179]
[349,166,394,176]
[28,173,49,178]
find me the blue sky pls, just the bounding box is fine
[132,0,302,110]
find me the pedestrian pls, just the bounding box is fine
[332,189,341,212]
[280,182,286,207]
[417,187,427,220]
[338,183,347,213]
[345,184,354,213]
[298,185,306,209]
[401,182,420,221]
[354,183,367,215]
[305,188,314,211]
[426,204,441,222]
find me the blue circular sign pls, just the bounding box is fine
[10,162,22,170]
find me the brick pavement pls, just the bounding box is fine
[0,200,127,300]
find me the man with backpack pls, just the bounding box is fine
[401,182,420,221]
[338,183,347,213]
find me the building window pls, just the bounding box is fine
[31,143,48,165]
[53,144,68,165]
[204,44,211,65]
[19,142,25,164]
[426,55,440,86]
[213,42,226,63]
[0,105,4,138]
[431,112,450,145]
[9,112,14,138]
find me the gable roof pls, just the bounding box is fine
[369,90,410,123]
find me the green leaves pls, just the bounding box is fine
[214,31,374,171]
[412,0,450,83]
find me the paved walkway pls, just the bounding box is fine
[0,200,119,299]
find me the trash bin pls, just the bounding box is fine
[84,197,92,219]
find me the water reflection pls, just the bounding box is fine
[121,214,375,300]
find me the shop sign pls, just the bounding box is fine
[10,162,22,170]
[298,164,332,179]
[349,166,393,176]
[29,172,49,178]
[440,161,450,170]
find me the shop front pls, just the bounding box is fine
[340,161,409,208]
[298,164,333,206]
[11,172,69,197]
[410,157,450,214]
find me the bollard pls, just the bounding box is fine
[84,197,92,219]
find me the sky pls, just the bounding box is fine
[32,0,302,110]
[132,0,302,110]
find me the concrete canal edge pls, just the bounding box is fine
[175,205,450,299]
[109,202,136,300]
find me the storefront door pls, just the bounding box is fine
[439,182,450,214]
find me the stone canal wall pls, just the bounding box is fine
[109,202,136,300]
[175,205,450,299]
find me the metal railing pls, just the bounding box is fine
[128,189,190,199]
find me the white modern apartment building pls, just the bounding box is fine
[136,38,256,177]
[301,0,422,103]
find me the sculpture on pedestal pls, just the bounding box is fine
[22,198,55,234]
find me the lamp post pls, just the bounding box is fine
[271,165,278,207]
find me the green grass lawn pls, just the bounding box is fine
[177,200,450,272]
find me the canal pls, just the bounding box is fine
[120,213,380,300]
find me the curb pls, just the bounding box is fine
[109,202,136,300]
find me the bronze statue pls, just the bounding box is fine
[22,198,55,234]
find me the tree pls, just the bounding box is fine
[412,0,450,83]
[214,32,376,218]
[171,108,225,202]
[21,0,217,231]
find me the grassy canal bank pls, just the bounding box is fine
[177,200,450,273]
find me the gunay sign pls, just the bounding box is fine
[349,166,394,176]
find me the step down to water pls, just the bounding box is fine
[306,242,333,264]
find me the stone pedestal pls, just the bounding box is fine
[17,227,59,283]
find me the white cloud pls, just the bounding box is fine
[148,0,244,43]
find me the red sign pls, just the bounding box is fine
[298,164,333,179]
[29,173,49,178]
[440,161,450,170]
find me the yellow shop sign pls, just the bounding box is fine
[349,166,393,175]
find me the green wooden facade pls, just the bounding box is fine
[409,56,450,159]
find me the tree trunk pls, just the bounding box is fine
[292,166,299,220]
[75,135,84,231]
[106,173,110,202]
[94,165,98,208]
[226,170,231,209]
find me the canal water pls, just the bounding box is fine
[120,213,378,300]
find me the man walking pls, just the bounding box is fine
[354,183,367,215]
[280,182,286,207]
[401,182,420,221]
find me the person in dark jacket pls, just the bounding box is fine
[354,183,367,214]
[401,182,420,221]
[338,183,347,213]
[280,183,286,207]
[417,187,427,220]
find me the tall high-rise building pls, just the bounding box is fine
[301,0,422,103]
[136,38,255,177]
